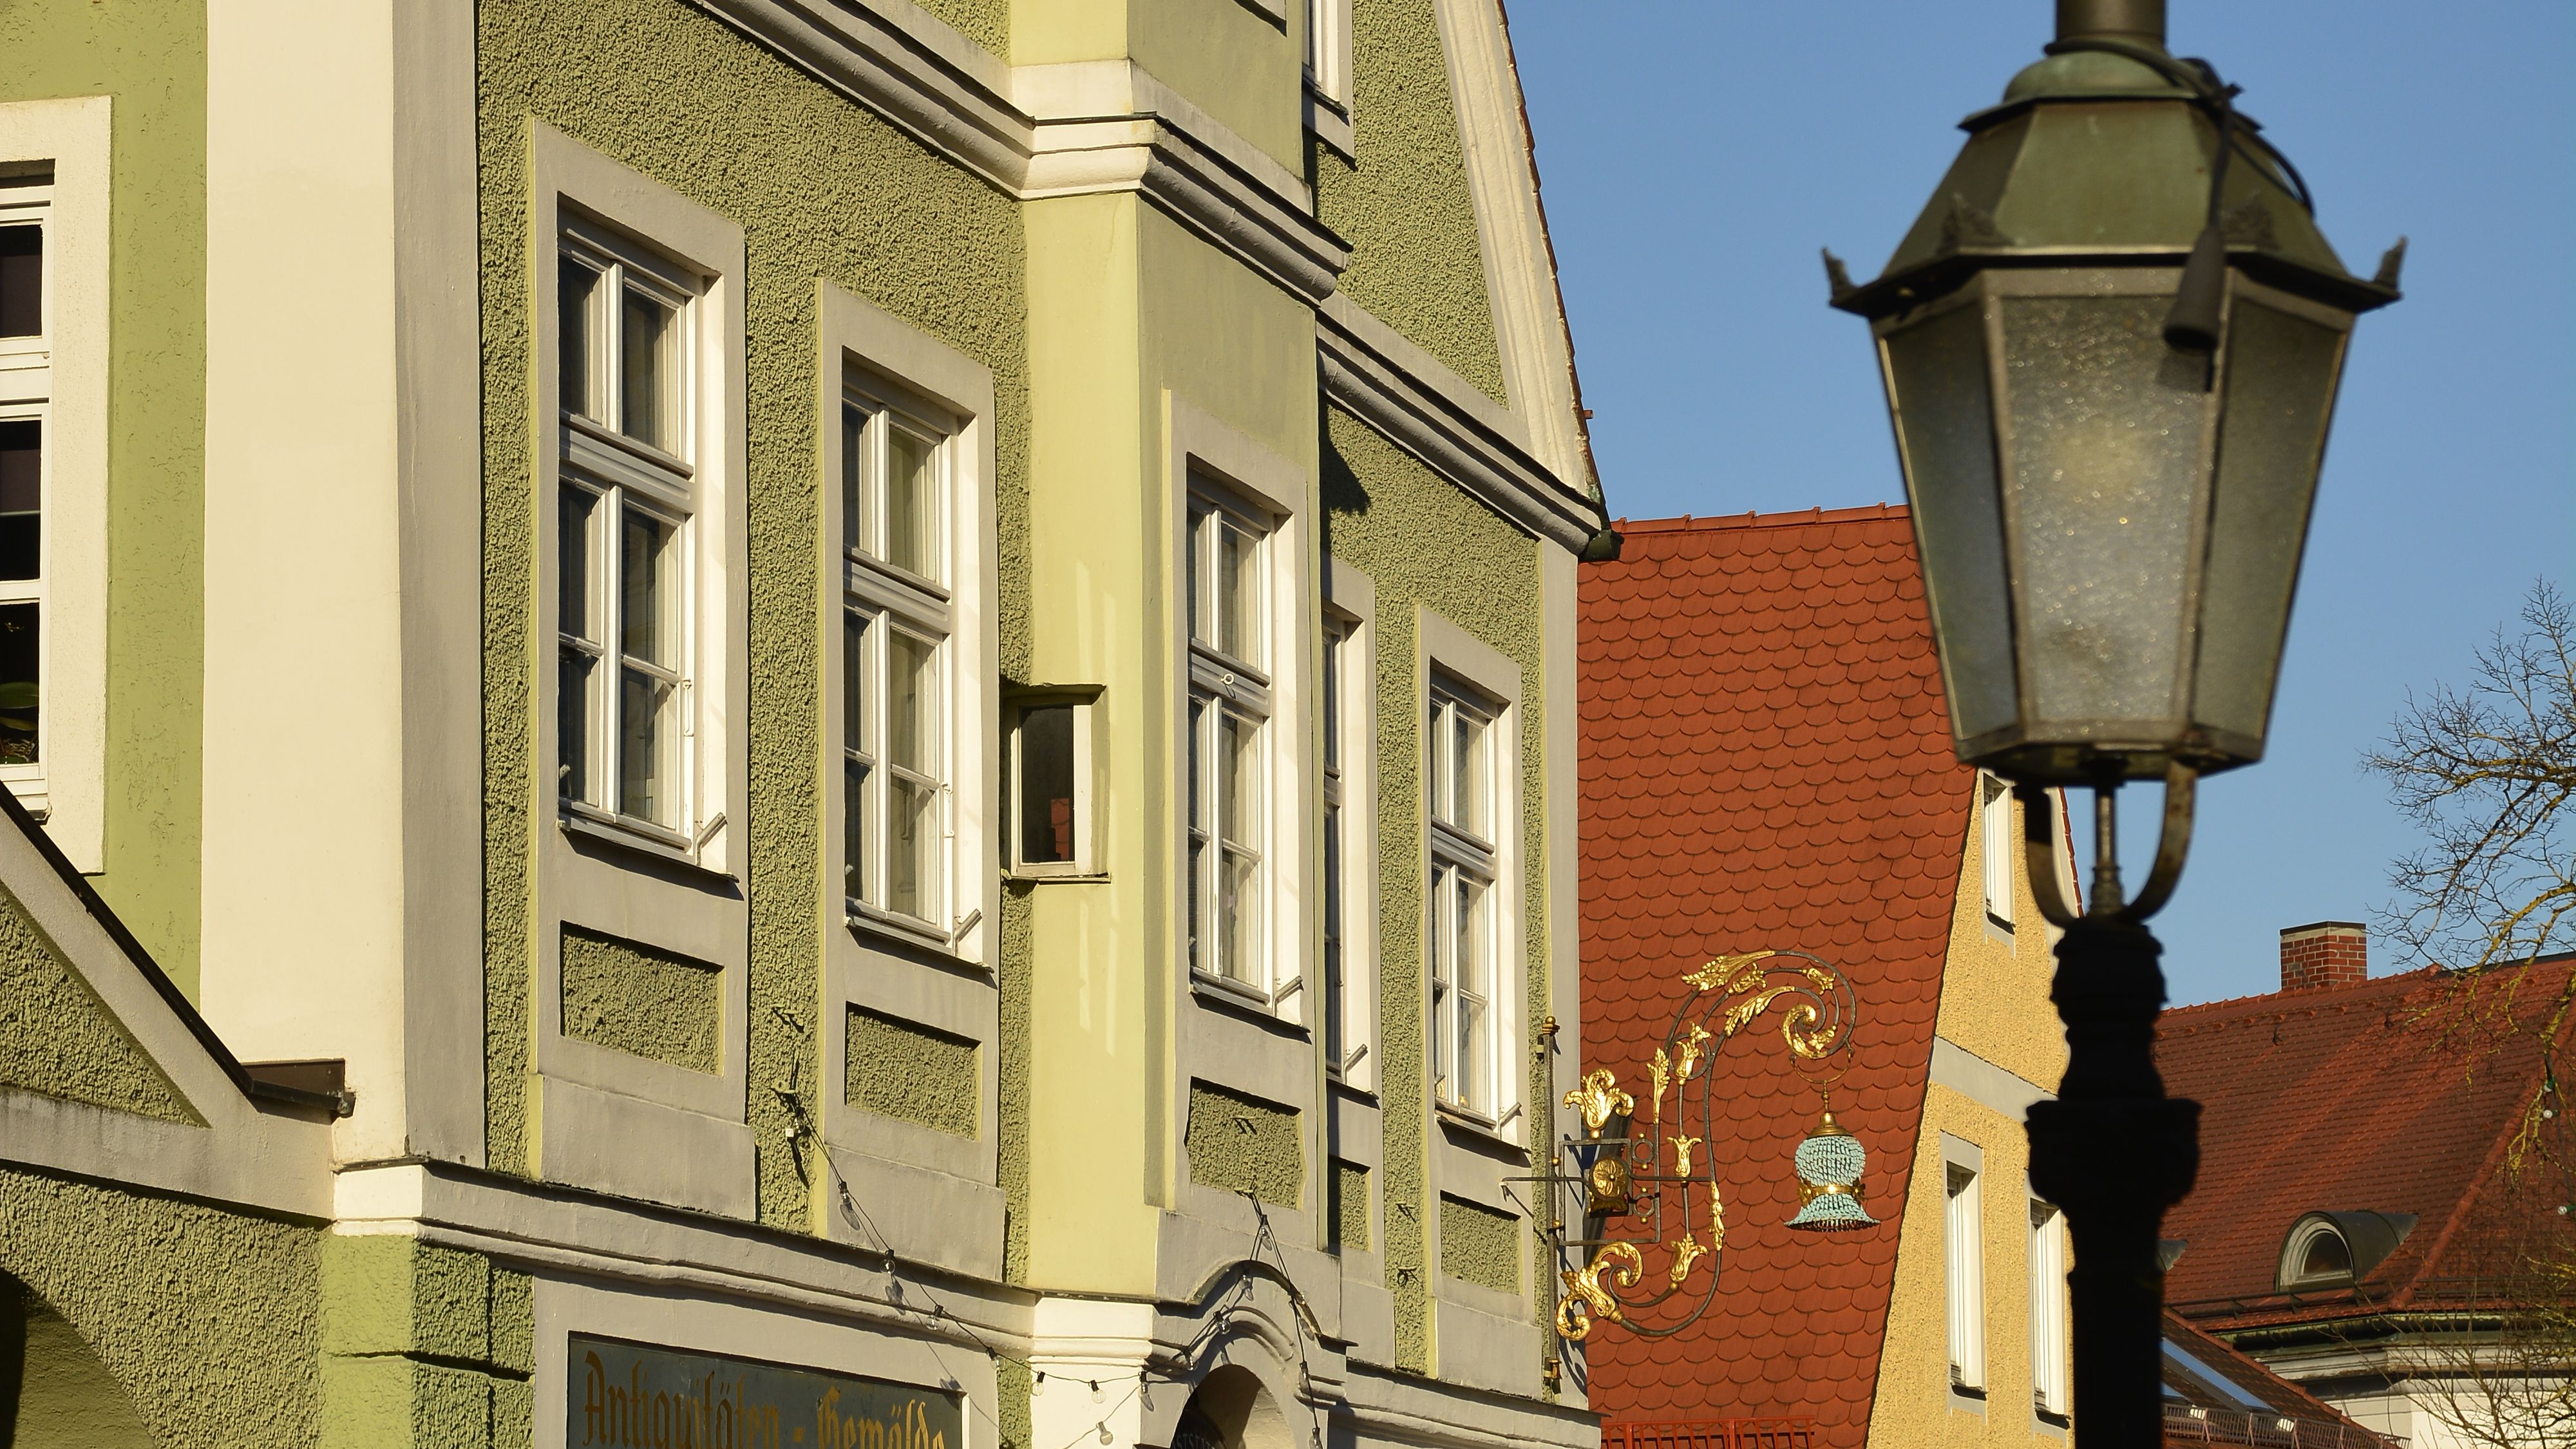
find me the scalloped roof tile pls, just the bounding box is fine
[1580,506,1967,1449]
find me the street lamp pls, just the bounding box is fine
[1827,1,2399,1443]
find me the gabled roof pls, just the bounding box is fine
[1578,506,1969,1448]
[2157,955,2576,1331]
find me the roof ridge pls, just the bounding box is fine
[2164,964,2446,1018]
[1612,502,1909,535]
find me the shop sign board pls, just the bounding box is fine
[571,1334,965,1449]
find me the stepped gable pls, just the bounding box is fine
[1578,505,1969,1449]
[2157,953,2576,1330]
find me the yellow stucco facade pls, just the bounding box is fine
[1873,782,2077,1446]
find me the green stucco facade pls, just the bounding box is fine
[0,885,192,1122]
[847,1006,980,1138]
[560,927,723,1074]
[1184,1081,1305,1209]
[0,0,207,990]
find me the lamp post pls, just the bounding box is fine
[1827,2,2400,1443]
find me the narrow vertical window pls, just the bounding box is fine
[1321,615,1349,1074]
[841,379,956,936]
[1981,773,2015,929]
[0,182,53,793]
[556,223,699,843]
[1428,679,1499,1115]
[1010,701,1083,871]
[1947,1160,1988,1394]
[1184,483,1273,998]
[2030,1198,2070,1421]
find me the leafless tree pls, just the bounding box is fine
[2360,579,2575,1446]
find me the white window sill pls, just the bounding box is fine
[846,897,986,969]
[558,810,732,882]
[1434,1101,1525,1154]
[1188,970,1310,1035]
[1005,866,1108,884]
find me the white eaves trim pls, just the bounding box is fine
[690,0,1349,301]
[1318,296,1596,553]
[1929,1034,2056,1121]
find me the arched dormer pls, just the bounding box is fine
[2275,1210,2419,1291]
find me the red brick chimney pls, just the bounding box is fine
[2280,922,2368,992]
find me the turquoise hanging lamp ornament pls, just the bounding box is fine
[1788,1094,1875,1231]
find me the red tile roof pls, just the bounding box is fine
[1578,506,1969,1449]
[2159,1311,2395,1447]
[2157,954,2576,1331]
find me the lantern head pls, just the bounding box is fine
[1830,0,2400,784]
[1788,1109,1876,1231]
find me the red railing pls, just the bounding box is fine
[1602,1419,1818,1449]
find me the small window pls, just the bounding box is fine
[1007,692,1095,876]
[2029,1198,2069,1420]
[0,218,39,339]
[1428,676,1501,1117]
[1946,1159,1987,1394]
[1322,611,1365,1076]
[2279,1217,2355,1288]
[1981,774,2014,930]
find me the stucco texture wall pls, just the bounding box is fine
[914,0,1007,58]
[321,1236,534,1448]
[1945,789,2070,1084]
[0,884,193,1122]
[1439,1194,1518,1295]
[1184,1081,1303,1209]
[560,926,723,1074]
[478,0,1031,1231]
[0,1168,323,1448]
[1311,0,1506,405]
[0,0,208,990]
[1320,402,1547,1371]
[846,1005,979,1138]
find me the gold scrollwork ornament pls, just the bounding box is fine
[1555,1243,1645,1342]
[1666,1228,1709,1289]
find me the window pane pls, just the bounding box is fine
[841,405,867,558]
[1219,709,1258,849]
[888,774,937,922]
[620,284,676,452]
[619,506,677,668]
[886,630,938,775]
[1018,705,1076,865]
[619,667,677,825]
[885,424,935,578]
[1429,863,1454,1096]
[1322,624,1341,774]
[1454,708,1477,835]
[1188,699,1206,971]
[842,612,869,755]
[1323,804,1343,1066]
[558,650,592,805]
[1221,846,1260,985]
[0,419,37,582]
[1,225,41,338]
[1460,876,1488,1109]
[0,602,37,765]
[1217,518,1255,663]
[557,255,600,419]
[558,486,596,641]
[1186,511,1204,647]
[843,759,868,904]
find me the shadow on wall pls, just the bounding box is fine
[1172,1363,1296,1449]
[0,1273,149,1447]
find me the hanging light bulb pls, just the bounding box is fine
[1786,1105,1877,1231]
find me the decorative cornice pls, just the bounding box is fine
[1319,295,1601,552]
[690,0,1348,302]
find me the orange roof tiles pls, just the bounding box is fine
[1578,506,1969,1449]
[2156,954,2576,1331]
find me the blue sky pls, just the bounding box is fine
[1509,3,2576,1005]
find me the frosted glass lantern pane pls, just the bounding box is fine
[1883,303,2018,741]
[2193,299,2346,744]
[2000,295,2207,730]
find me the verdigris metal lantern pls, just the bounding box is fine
[1827,0,2401,786]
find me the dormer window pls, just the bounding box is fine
[2275,1210,2416,1292]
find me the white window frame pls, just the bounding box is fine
[554,220,704,850]
[1417,608,1524,1138]
[0,99,108,872]
[815,279,1002,1271]
[1944,1134,1989,1403]
[1322,558,1378,1090]
[2030,1194,2070,1424]
[1302,0,1355,156]
[1185,478,1280,1005]
[838,372,963,945]
[1166,399,1312,1030]
[1981,772,2016,933]
[527,122,752,1218]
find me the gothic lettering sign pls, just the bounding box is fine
[569,1334,963,1449]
